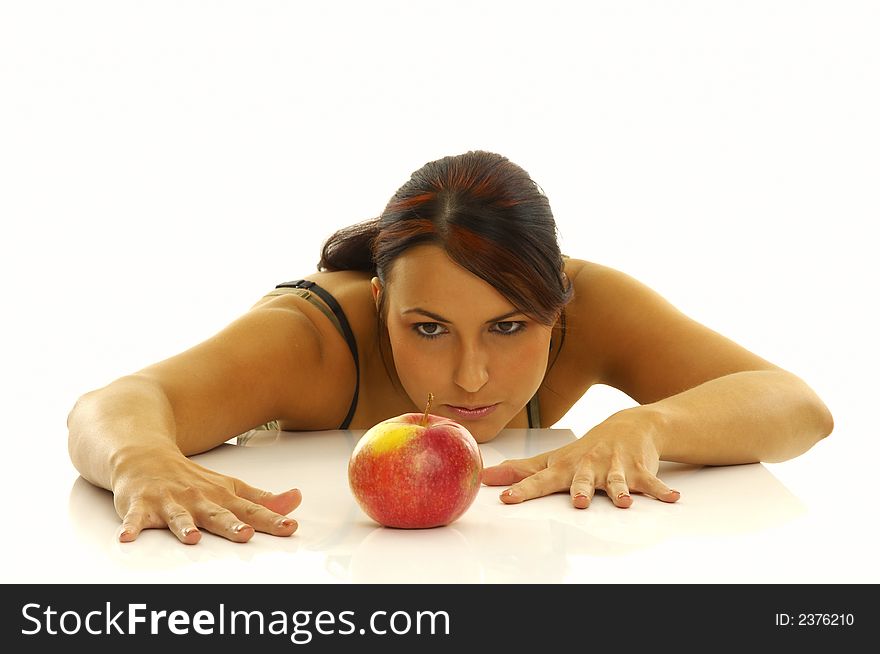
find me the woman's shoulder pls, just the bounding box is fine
[562,255,615,282]
[557,257,663,363]
[251,270,374,315]
[255,270,403,429]
[562,257,660,312]
[539,257,668,412]
[251,269,379,350]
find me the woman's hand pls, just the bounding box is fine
[481,407,681,509]
[111,444,302,544]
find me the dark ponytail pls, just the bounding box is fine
[318,217,380,275]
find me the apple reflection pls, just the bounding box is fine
[67,428,806,583]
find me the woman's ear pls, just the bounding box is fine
[370,277,382,308]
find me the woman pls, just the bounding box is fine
[67,150,834,545]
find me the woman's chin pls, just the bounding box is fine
[466,422,502,444]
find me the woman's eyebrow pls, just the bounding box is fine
[401,308,524,324]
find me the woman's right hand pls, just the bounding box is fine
[111,445,302,544]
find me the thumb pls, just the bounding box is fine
[234,479,303,514]
[481,455,547,486]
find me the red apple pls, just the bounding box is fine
[348,394,483,528]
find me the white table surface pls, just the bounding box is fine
[30,426,872,584]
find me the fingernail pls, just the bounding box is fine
[574,492,588,499]
[233,523,249,533]
[278,518,294,528]
[617,492,631,500]
[183,527,197,536]
[502,489,520,500]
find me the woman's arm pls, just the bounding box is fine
[481,262,833,506]
[67,375,179,492]
[647,369,833,465]
[66,294,347,543]
[573,262,833,457]
[67,372,303,544]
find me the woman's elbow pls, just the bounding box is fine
[791,373,834,440]
[818,402,834,439]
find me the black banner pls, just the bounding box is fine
[1,584,871,651]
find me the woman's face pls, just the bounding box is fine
[371,245,553,443]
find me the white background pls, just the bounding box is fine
[2,1,878,581]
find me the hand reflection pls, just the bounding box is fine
[67,428,807,582]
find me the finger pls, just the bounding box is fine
[227,497,299,537]
[161,503,202,545]
[233,480,303,515]
[118,509,147,543]
[502,467,569,504]
[481,453,550,486]
[118,500,163,543]
[632,474,681,503]
[569,465,597,510]
[603,469,632,508]
[188,503,255,543]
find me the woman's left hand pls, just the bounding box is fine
[481,407,681,509]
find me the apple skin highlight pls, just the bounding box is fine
[348,413,483,529]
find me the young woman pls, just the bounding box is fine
[67,150,834,545]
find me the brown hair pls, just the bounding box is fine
[318,150,574,371]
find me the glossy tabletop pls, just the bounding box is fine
[48,427,866,584]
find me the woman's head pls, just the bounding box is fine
[318,150,574,440]
[320,151,571,325]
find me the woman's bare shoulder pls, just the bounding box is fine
[540,257,679,403]
[562,256,615,282]
[252,270,409,428]
[249,270,375,327]
[250,270,373,309]
[561,258,783,404]
[249,268,379,368]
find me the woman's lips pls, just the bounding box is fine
[445,404,499,420]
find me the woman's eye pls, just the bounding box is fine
[413,321,526,339]
[414,323,447,339]
[495,321,524,335]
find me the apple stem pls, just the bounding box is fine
[420,392,434,427]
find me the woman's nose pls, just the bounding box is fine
[453,345,489,393]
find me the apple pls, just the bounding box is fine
[348,393,483,528]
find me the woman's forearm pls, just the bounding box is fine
[67,375,181,491]
[643,370,834,465]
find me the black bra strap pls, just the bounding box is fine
[526,395,538,429]
[275,280,360,430]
